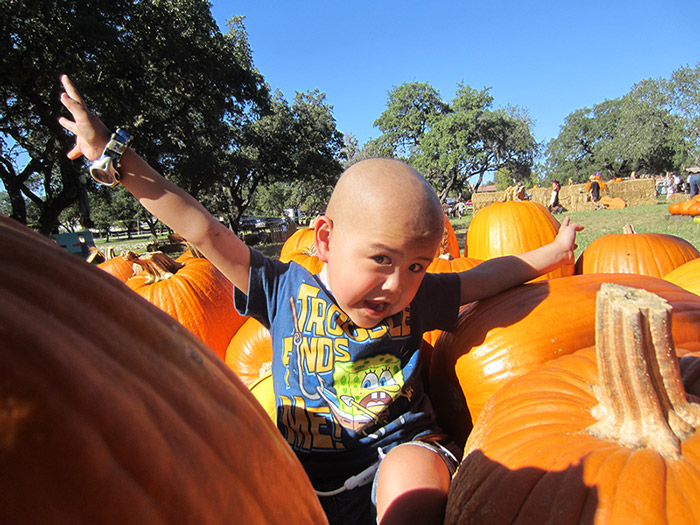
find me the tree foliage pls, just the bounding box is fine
[544,63,700,181]
[204,88,344,230]
[373,82,537,199]
[1,1,344,236]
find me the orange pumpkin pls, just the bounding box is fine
[279,227,316,261]
[282,249,325,274]
[225,317,273,387]
[436,214,461,259]
[125,252,247,360]
[575,224,700,277]
[429,273,700,444]
[465,200,573,280]
[425,255,482,275]
[664,257,700,296]
[97,250,139,282]
[446,284,700,524]
[669,194,700,215]
[0,214,327,524]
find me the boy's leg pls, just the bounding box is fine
[374,443,452,525]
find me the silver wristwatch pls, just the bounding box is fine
[89,129,133,186]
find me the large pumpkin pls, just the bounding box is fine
[0,214,326,524]
[279,227,316,261]
[125,252,247,360]
[97,250,139,282]
[465,200,572,280]
[437,214,461,259]
[664,257,700,296]
[429,273,700,445]
[225,317,273,387]
[575,223,700,277]
[446,285,700,524]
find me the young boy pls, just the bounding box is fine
[58,75,582,525]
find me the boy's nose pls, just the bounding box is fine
[382,269,403,296]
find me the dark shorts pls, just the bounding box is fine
[316,435,461,525]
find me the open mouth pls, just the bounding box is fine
[363,300,388,315]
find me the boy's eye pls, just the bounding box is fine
[372,255,391,265]
[408,263,426,273]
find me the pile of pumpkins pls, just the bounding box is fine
[669,194,700,216]
[3,196,700,522]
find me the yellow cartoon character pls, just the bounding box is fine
[319,354,405,433]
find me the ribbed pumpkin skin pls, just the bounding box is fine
[97,253,136,282]
[445,348,700,524]
[125,256,246,360]
[426,255,482,275]
[282,249,325,274]
[0,214,327,524]
[279,227,316,261]
[225,317,273,386]
[466,201,572,280]
[438,214,461,258]
[429,273,700,445]
[575,231,700,278]
[664,257,700,297]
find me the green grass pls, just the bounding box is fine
[97,201,700,261]
[451,201,700,260]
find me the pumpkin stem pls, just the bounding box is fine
[130,252,185,284]
[622,223,636,234]
[185,241,206,259]
[586,283,700,459]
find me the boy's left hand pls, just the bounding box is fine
[555,216,584,265]
[58,75,111,162]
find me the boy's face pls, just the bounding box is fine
[318,216,440,329]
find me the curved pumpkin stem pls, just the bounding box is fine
[184,241,206,259]
[622,223,636,234]
[587,283,700,459]
[130,252,185,284]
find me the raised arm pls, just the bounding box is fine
[458,216,583,304]
[58,75,252,293]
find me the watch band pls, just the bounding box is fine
[89,129,133,186]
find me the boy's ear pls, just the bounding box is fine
[314,215,332,263]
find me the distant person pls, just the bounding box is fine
[548,179,565,213]
[587,175,602,209]
[666,172,679,201]
[454,197,468,217]
[689,167,700,198]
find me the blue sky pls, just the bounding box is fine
[209,0,699,147]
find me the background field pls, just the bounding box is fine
[97,200,700,261]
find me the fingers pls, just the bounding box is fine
[58,114,76,134]
[60,75,86,107]
[66,145,82,160]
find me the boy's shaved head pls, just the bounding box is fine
[326,158,444,242]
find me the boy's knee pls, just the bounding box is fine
[375,444,451,525]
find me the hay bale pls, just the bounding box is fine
[472,178,657,213]
[605,179,656,207]
[471,191,501,212]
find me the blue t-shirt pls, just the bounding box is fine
[235,249,461,484]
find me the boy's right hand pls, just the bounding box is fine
[58,75,111,162]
